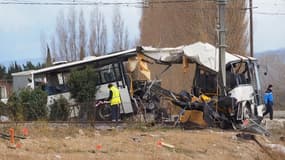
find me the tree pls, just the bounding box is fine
[140,0,248,55]
[67,67,98,120]
[67,8,78,61]
[50,36,58,61]
[22,61,36,71]
[89,8,107,56]
[7,88,48,121]
[7,62,22,80]
[79,10,86,60]
[46,45,52,67]
[112,7,124,51]
[0,101,10,118]
[56,11,69,61]
[123,28,130,50]
[7,92,24,121]
[45,8,109,61]
[112,7,130,51]
[19,88,48,121]
[22,61,44,71]
[226,0,248,55]
[49,95,70,121]
[139,0,249,93]
[0,65,7,79]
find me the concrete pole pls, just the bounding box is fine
[217,0,227,96]
[249,0,254,57]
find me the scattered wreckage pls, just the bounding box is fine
[98,42,266,133]
[133,42,266,132]
[12,42,266,133]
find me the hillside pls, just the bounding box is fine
[256,48,285,110]
[256,48,285,62]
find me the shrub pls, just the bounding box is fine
[20,88,48,121]
[67,67,98,103]
[49,95,70,121]
[0,101,10,117]
[67,67,98,120]
[8,88,48,121]
[7,92,24,121]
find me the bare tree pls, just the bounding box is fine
[112,7,124,51]
[50,35,57,61]
[89,8,107,56]
[139,0,249,93]
[112,7,130,51]
[79,10,86,60]
[42,6,132,62]
[226,0,248,55]
[123,28,130,49]
[67,8,78,61]
[44,8,109,61]
[56,11,69,61]
[140,0,248,55]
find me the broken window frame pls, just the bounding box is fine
[193,65,218,97]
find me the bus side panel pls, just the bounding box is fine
[13,75,31,91]
[95,84,109,100]
[119,87,133,114]
[96,83,133,114]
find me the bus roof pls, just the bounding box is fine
[12,48,137,76]
[12,70,35,76]
[12,42,256,77]
[142,42,257,72]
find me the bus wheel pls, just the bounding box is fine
[96,104,112,121]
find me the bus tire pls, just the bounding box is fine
[95,104,112,121]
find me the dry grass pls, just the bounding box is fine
[0,124,284,160]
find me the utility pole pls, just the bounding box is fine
[249,0,254,57]
[216,0,227,96]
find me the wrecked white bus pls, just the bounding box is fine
[12,42,265,130]
[139,42,265,129]
[12,49,138,120]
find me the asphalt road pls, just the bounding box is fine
[273,110,285,118]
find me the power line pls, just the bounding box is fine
[0,1,141,6]
[254,11,285,15]
[1,0,285,13]
[0,0,215,6]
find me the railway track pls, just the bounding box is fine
[0,120,176,129]
[0,120,277,137]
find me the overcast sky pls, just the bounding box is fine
[254,0,285,52]
[0,0,142,66]
[0,0,284,66]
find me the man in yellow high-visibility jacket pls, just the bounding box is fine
[106,84,122,121]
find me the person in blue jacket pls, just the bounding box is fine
[263,84,274,120]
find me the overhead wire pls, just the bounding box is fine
[253,11,285,15]
[0,0,215,6]
[1,0,285,15]
[1,0,285,16]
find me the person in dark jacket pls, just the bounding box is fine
[263,84,274,120]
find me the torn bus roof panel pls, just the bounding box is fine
[141,46,184,63]
[141,42,253,72]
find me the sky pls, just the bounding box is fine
[0,0,284,67]
[0,0,142,67]
[254,0,285,53]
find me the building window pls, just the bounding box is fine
[0,86,7,99]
